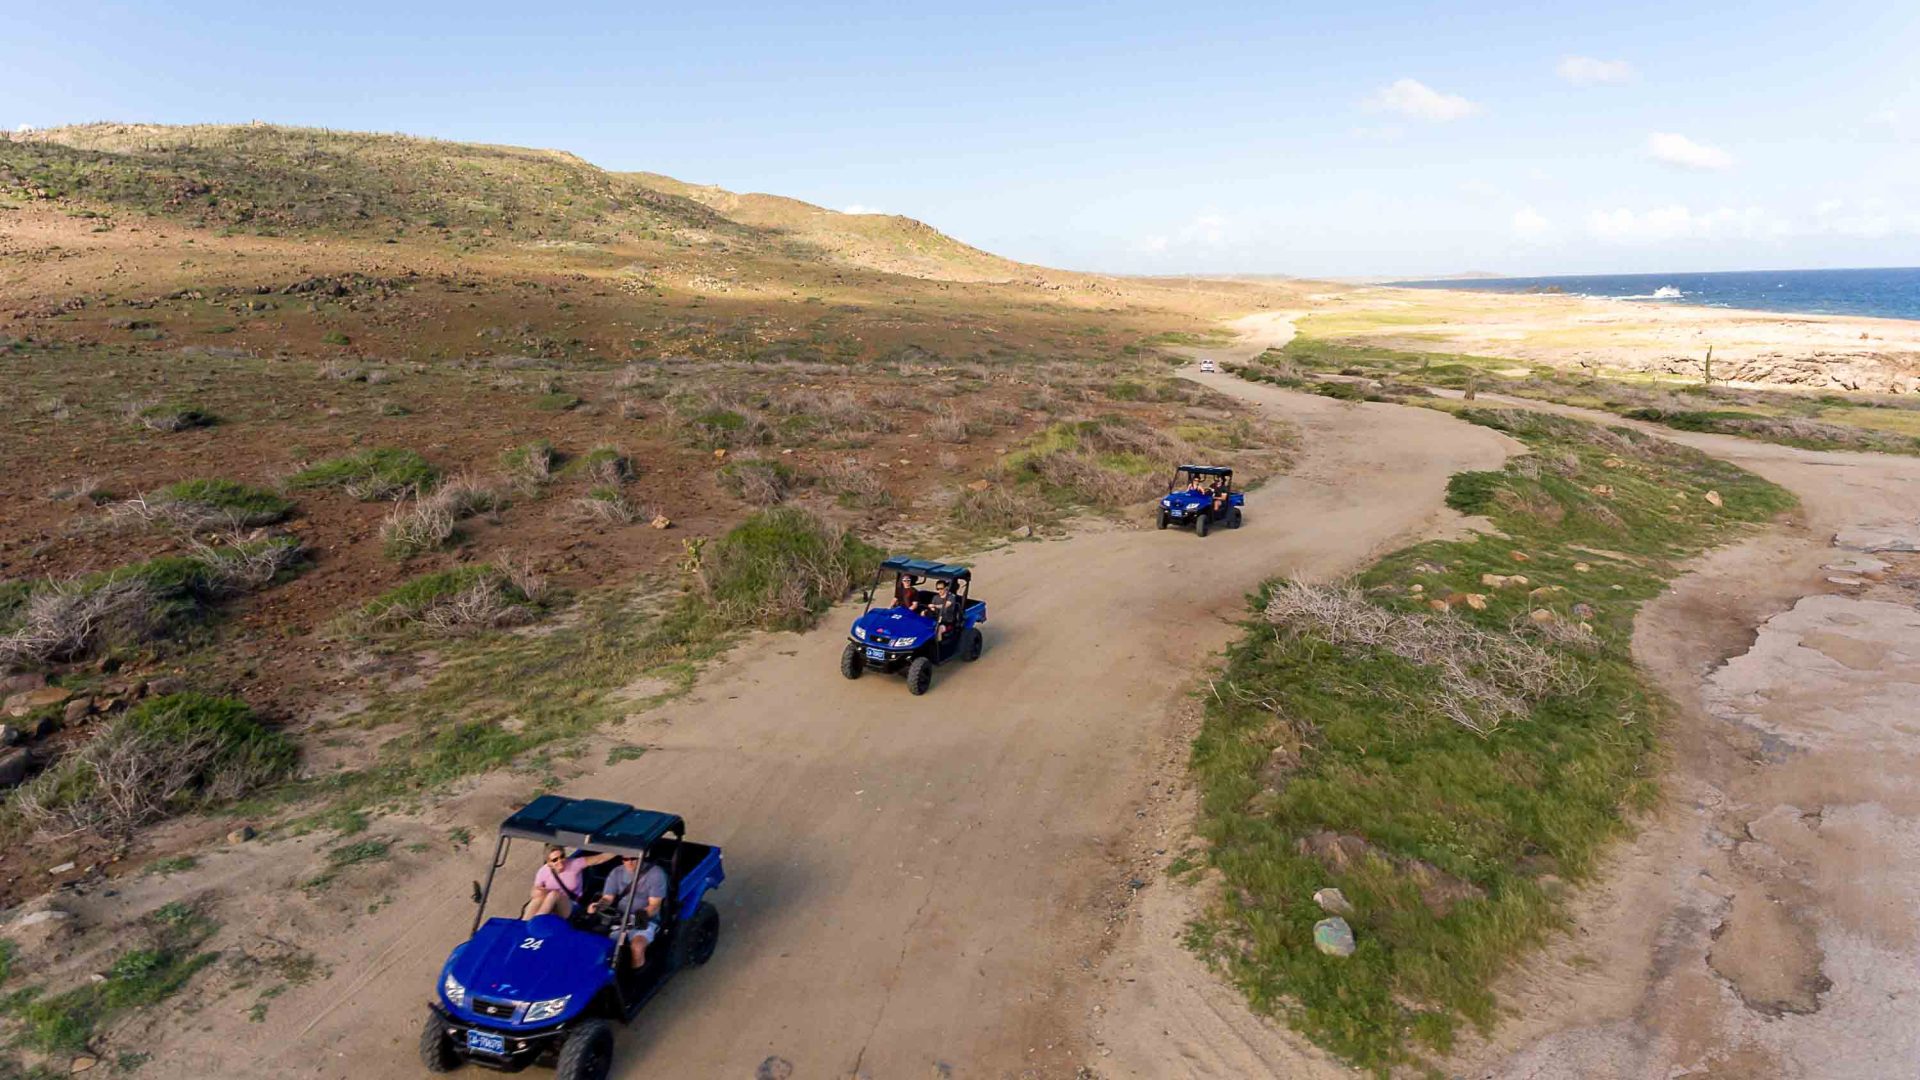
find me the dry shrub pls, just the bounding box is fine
[818,458,891,506]
[380,497,458,557]
[719,457,795,507]
[0,578,159,670]
[11,693,295,841]
[951,485,1049,533]
[571,488,642,525]
[1491,485,1565,526]
[925,404,973,443]
[187,534,305,593]
[418,584,538,634]
[1263,579,1590,734]
[319,359,365,382]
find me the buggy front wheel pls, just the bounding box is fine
[554,1019,614,1080]
[419,1009,461,1073]
[840,642,864,680]
[906,657,934,695]
[1196,514,1211,538]
[1157,510,1169,530]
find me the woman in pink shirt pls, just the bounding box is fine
[527,845,618,919]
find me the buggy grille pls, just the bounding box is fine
[472,998,517,1020]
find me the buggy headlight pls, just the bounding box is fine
[523,995,571,1023]
[854,626,867,640]
[442,973,467,1007]
[893,635,920,648]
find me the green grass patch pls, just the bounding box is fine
[534,391,583,412]
[1187,407,1794,1073]
[151,478,293,525]
[352,564,540,632]
[0,901,218,1056]
[288,448,436,500]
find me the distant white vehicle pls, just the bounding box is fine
[1199,358,1217,373]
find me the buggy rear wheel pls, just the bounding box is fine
[1230,508,1243,529]
[961,627,984,662]
[1196,514,1211,538]
[554,1019,614,1080]
[419,1009,461,1073]
[840,642,864,680]
[672,900,720,968]
[906,657,934,695]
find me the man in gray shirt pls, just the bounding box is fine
[589,854,668,969]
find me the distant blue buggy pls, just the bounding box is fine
[841,556,987,695]
[1158,464,1244,537]
[421,796,724,1078]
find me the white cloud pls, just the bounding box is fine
[1138,213,1232,254]
[1587,204,1782,244]
[1459,178,1506,201]
[1645,132,1734,171]
[1511,206,1552,240]
[1366,78,1480,122]
[841,204,885,215]
[1556,56,1635,86]
[1812,197,1920,239]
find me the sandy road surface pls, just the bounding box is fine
[118,312,1515,1079]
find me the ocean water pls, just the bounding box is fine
[1393,266,1920,322]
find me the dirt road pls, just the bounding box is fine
[81,313,1517,1079]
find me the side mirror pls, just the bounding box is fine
[471,881,484,905]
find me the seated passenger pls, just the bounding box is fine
[893,573,927,614]
[588,853,670,969]
[527,846,617,920]
[929,578,963,642]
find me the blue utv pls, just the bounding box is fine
[840,556,986,695]
[421,796,724,1078]
[1157,464,1244,537]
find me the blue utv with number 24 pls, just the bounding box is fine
[841,556,986,695]
[420,796,724,1079]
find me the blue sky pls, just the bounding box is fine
[4,1,1917,277]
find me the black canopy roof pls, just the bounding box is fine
[1176,464,1234,477]
[879,555,971,582]
[499,795,683,856]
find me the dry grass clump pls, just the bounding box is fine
[1,538,302,670]
[950,485,1049,534]
[10,693,295,841]
[571,487,643,525]
[718,457,797,507]
[501,441,556,490]
[111,479,294,534]
[123,398,215,432]
[1263,579,1589,735]
[0,577,159,671]
[817,457,893,509]
[356,562,548,636]
[379,474,503,558]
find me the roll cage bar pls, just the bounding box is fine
[862,556,972,611]
[1171,464,1234,491]
[472,796,689,938]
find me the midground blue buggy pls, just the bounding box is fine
[1158,464,1244,537]
[421,796,724,1078]
[840,556,987,695]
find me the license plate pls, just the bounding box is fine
[865,647,887,661]
[466,1030,507,1055]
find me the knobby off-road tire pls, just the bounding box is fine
[419,1010,462,1073]
[1196,514,1211,538]
[840,642,864,680]
[672,900,721,968]
[961,628,984,662]
[1157,510,1170,530]
[907,657,934,695]
[1230,508,1243,529]
[554,1019,614,1080]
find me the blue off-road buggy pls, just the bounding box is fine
[1158,464,1244,537]
[840,556,986,695]
[421,796,724,1078]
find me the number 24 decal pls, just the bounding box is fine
[518,937,543,950]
